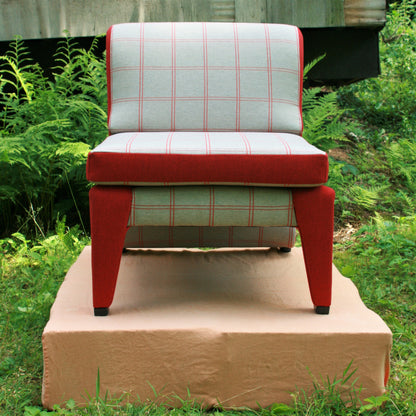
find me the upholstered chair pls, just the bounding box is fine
[86,22,335,316]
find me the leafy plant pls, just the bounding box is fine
[0,219,88,415]
[339,0,416,137]
[334,215,416,415]
[0,34,107,237]
[302,87,348,151]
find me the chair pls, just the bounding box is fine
[86,22,335,316]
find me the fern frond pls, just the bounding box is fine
[0,56,34,102]
[5,36,33,71]
[304,54,326,80]
[349,186,379,210]
[302,89,348,150]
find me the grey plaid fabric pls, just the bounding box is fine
[128,186,297,227]
[108,22,303,134]
[91,131,323,156]
[124,226,297,248]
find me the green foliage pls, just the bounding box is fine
[331,1,416,222]
[334,215,416,415]
[302,87,348,151]
[0,35,107,237]
[0,219,88,415]
[339,0,416,137]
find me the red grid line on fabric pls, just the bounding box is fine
[228,226,234,246]
[112,37,297,45]
[171,23,176,131]
[129,207,297,228]
[138,23,145,131]
[125,133,137,153]
[165,131,174,154]
[233,23,241,131]
[112,97,298,104]
[204,132,212,155]
[131,239,290,245]
[258,227,264,246]
[129,237,295,247]
[138,225,144,247]
[130,205,295,211]
[287,189,294,229]
[169,187,175,226]
[248,188,254,226]
[274,133,292,155]
[203,23,209,132]
[109,127,306,133]
[116,133,295,158]
[131,187,136,225]
[264,25,273,132]
[209,186,215,226]
[274,133,292,186]
[111,66,298,74]
[287,218,294,247]
[240,133,252,155]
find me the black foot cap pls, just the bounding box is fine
[315,306,330,315]
[279,247,292,253]
[94,307,109,316]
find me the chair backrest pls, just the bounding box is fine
[107,22,303,135]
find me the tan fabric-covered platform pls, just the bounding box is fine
[42,247,392,409]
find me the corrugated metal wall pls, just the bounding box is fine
[0,0,386,41]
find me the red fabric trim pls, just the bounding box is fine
[297,28,304,134]
[384,356,390,386]
[106,26,113,131]
[292,186,335,307]
[86,152,328,186]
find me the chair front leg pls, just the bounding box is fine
[89,186,132,316]
[292,186,335,314]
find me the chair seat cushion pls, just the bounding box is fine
[86,131,328,186]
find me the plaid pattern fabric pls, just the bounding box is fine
[107,22,303,134]
[128,186,297,227]
[87,131,328,186]
[91,131,323,156]
[124,226,297,248]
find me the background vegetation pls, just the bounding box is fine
[0,35,107,237]
[0,1,415,415]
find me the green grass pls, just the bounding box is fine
[0,221,88,414]
[1,1,416,414]
[1,216,415,415]
[333,215,416,415]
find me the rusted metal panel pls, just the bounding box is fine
[0,0,211,41]
[267,0,345,27]
[0,0,386,42]
[344,0,386,27]
[235,0,267,23]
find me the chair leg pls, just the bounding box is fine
[89,186,132,316]
[292,186,335,314]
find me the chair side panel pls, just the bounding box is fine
[107,22,303,134]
